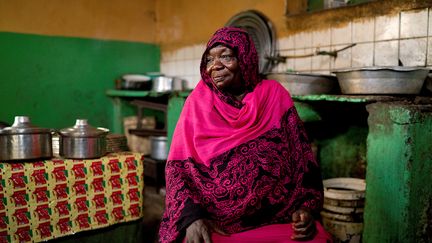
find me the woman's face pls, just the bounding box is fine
[205,45,244,95]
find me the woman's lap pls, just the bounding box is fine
[183,221,332,243]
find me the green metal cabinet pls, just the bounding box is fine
[364,102,432,243]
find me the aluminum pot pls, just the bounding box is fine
[0,116,53,161]
[59,119,109,159]
[152,76,187,92]
[119,74,152,90]
[150,136,168,160]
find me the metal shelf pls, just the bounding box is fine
[292,94,418,103]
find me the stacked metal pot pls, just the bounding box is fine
[0,116,109,161]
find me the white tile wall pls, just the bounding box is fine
[278,36,295,50]
[294,48,313,71]
[352,42,374,67]
[312,47,331,70]
[331,44,352,70]
[352,18,375,43]
[374,40,399,66]
[400,38,428,66]
[429,8,432,37]
[375,14,399,41]
[294,32,313,49]
[160,7,432,89]
[331,23,352,45]
[312,29,332,47]
[428,37,432,66]
[400,9,428,38]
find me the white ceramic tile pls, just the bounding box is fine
[352,18,375,43]
[331,23,352,45]
[175,48,186,61]
[331,44,351,70]
[352,42,374,67]
[183,60,193,75]
[312,46,331,71]
[163,61,175,76]
[285,50,296,72]
[375,14,400,41]
[162,51,175,62]
[160,62,169,74]
[374,40,399,66]
[401,9,428,38]
[312,29,331,47]
[277,36,295,50]
[429,9,432,37]
[277,50,295,72]
[192,59,201,76]
[428,37,432,66]
[294,49,312,72]
[189,78,200,89]
[183,46,194,60]
[400,38,427,66]
[274,50,287,72]
[193,44,206,59]
[294,32,313,49]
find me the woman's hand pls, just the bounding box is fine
[185,219,227,243]
[291,207,316,241]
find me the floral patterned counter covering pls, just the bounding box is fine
[0,152,144,243]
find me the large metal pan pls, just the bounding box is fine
[265,72,339,95]
[333,66,429,94]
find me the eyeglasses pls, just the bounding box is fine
[205,54,237,67]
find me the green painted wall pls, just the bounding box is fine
[364,103,432,243]
[0,32,159,131]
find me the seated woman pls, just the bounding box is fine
[158,27,332,243]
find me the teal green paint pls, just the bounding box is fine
[294,101,322,122]
[318,126,367,179]
[0,32,159,131]
[293,94,368,103]
[364,103,432,243]
[167,95,186,150]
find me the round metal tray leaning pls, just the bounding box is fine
[225,10,276,74]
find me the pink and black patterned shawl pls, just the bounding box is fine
[158,27,323,243]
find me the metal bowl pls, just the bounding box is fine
[333,66,429,95]
[265,72,339,95]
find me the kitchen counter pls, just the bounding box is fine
[0,152,144,243]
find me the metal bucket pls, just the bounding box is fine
[150,136,168,160]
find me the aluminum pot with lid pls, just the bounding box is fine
[0,116,53,161]
[59,119,109,159]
